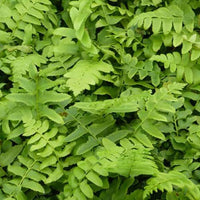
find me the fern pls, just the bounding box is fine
[64,107,129,155]
[64,60,114,96]
[1,0,200,199]
[6,75,71,124]
[74,88,146,114]
[60,138,158,200]
[144,171,200,200]
[128,3,194,34]
[151,52,200,84]
[2,153,46,198]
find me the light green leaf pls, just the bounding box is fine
[30,138,47,151]
[28,7,44,19]
[65,126,87,142]
[45,164,63,184]
[149,110,167,122]
[184,67,193,84]
[173,18,182,33]
[26,170,46,182]
[73,167,85,180]
[0,30,12,43]
[182,41,192,54]
[135,131,153,148]
[143,17,152,30]
[142,120,165,140]
[22,179,45,193]
[39,91,71,104]
[162,19,172,34]
[18,77,36,93]
[86,171,103,187]
[156,101,175,113]
[22,14,41,25]
[43,127,58,140]
[152,18,161,34]
[173,34,183,47]
[8,165,26,177]
[75,95,138,114]
[64,60,114,96]
[53,28,76,38]
[191,49,200,61]
[80,180,93,199]
[40,155,57,170]
[6,94,35,106]
[34,3,49,11]
[40,106,64,124]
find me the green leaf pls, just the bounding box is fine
[0,145,23,167]
[64,60,114,96]
[40,106,64,124]
[22,179,45,193]
[65,126,87,142]
[86,171,103,187]
[6,94,35,106]
[40,155,57,170]
[53,27,76,38]
[162,18,172,34]
[173,18,182,33]
[39,91,71,104]
[148,110,167,122]
[93,164,109,176]
[74,95,139,114]
[184,67,193,84]
[152,35,162,52]
[182,41,192,54]
[143,17,152,30]
[135,131,153,148]
[0,30,12,43]
[28,7,44,19]
[191,49,200,61]
[30,138,47,151]
[80,180,93,199]
[142,120,165,140]
[76,136,99,155]
[152,18,161,34]
[22,14,41,25]
[18,77,36,93]
[156,101,175,113]
[8,165,26,177]
[45,164,63,183]
[173,34,183,47]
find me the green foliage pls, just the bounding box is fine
[144,171,200,200]
[1,0,200,199]
[64,60,114,96]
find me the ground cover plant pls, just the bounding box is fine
[1,0,200,199]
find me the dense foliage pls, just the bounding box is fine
[1,0,200,199]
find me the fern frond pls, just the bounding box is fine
[6,76,71,124]
[151,52,200,84]
[129,3,194,34]
[3,154,46,198]
[65,108,117,155]
[98,177,132,200]
[74,90,141,115]
[134,83,186,146]
[61,137,157,200]
[69,0,93,48]
[64,60,114,96]
[144,171,200,200]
